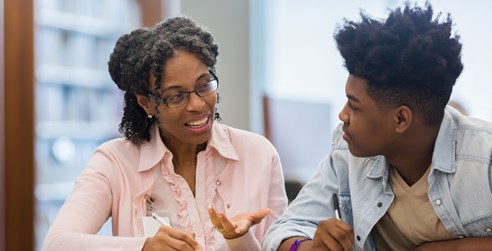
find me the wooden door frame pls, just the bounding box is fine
[0,0,5,248]
[137,0,164,26]
[2,0,35,250]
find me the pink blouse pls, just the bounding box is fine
[42,123,288,251]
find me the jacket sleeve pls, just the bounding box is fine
[261,155,340,251]
[42,149,146,251]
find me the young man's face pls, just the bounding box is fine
[338,75,396,157]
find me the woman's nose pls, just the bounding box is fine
[186,92,206,111]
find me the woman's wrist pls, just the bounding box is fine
[224,230,260,251]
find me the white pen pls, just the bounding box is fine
[152,213,201,251]
[151,212,168,226]
[332,193,342,221]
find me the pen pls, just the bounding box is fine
[332,193,342,221]
[151,212,168,226]
[269,209,279,219]
[153,213,201,251]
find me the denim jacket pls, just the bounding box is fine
[262,106,492,251]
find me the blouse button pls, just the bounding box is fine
[485,227,492,232]
[216,179,221,186]
[458,235,464,239]
[377,202,382,207]
[356,235,361,241]
[226,203,231,209]
[435,199,442,206]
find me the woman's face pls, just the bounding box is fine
[149,51,217,146]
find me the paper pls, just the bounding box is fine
[142,215,171,238]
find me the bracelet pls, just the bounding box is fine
[288,237,311,251]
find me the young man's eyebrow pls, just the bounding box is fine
[347,94,360,103]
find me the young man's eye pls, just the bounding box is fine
[348,101,358,111]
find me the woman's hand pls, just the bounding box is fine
[208,204,271,239]
[142,225,201,251]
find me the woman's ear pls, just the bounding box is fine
[135,94,153,115]
[394,105,412,134]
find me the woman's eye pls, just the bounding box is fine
[167,93,186,103]
[197,82,211,91]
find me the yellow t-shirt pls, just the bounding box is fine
[373,166,453,250]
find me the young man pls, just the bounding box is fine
[262,3,492,251]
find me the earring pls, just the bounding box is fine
[214,108,222,121]
[145,114,155,128]
[216,93,221,104]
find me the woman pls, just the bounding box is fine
[42,16,287,251]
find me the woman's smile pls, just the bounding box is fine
[185,113,212,134]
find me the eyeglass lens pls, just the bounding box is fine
[166,79,218,107]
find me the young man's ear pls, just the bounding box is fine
[135,94,153,115]
[394,105,412,133]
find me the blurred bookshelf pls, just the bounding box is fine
[34,0,140,250]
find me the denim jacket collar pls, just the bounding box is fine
[432,107,458,174]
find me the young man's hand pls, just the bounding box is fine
[310,218,354,251]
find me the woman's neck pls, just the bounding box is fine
[160,132,207,196]
[161,135,207,167]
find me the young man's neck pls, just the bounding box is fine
[386,124,440,186]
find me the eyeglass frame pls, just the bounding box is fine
[147,70,219,108]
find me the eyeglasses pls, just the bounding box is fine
[148,71,219,108]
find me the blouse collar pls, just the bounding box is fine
[137,122,239,172]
